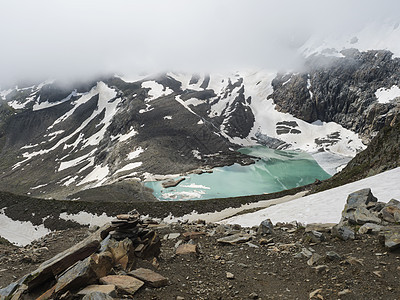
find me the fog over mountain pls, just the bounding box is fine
[1,0,400,86]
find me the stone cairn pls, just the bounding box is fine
[109,210,161,259]
[0,211,164,299]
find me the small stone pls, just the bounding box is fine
[248,292,259,299]
[182,231,206,240]
[372,271,382,278]
[305,223,335,233]
[307,253,323,266]
[226,272,235,279]
[326,251,341,261]
[338,289,352,296]
[176,297,185,300]
[313,265,328,273]
[305,230,326,243]
[176,244,198,255]
[163,233,180,240]
[259,238,274,245]
[309,288,323,299]
[300,248,313,258]
[217,234,252,245]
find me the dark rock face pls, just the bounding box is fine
[270,50,400,142]
[312,116,400,193]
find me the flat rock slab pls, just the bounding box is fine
[100,275,144,295]
[217,234,252,245]
[182,231,206,240]
[164,233,181,240]
[82,291,114,300]
[129,268,168,287]
[78,285,117,297]
[176,244,198,255]
[23,223,111,290]
[305,223,336,233]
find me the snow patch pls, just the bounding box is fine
[115,162,142,174]
[127,147,144,160]
[375,85,400,103]
[78,164,109,186]
[192,150,201,159]
[142,81,173,101]
[59,211,113,227]
[0,209,51,246]
[33,90,77,111]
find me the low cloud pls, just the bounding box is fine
[1,0,400,86]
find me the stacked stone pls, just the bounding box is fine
[109,213,140,240]
[108,212,162,259]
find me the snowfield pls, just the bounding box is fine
[221,167,400,226]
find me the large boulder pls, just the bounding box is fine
[346,188,377,207]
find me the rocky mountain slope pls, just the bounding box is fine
[1,49,398,200]
[312,114,400,193]
[271,49,400,143]
[2,189,400,300]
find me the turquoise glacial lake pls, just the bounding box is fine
[144,146,331,201]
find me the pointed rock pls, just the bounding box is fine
[258,219,274,235]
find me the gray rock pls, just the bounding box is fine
[164,233,181,240]
[307,253,324,266]
[344,206,381,225]
[305,230,326,243]
[346,188,377,207]
[326,251,341,261]
[358,223,382,234]
[217,234,252,245]
[313,265,328,273]
[380,204,400,223]
[305,223,335,233]
[299,248,313,258]
[367,201,385,212]
[258,219,274,235]
[379,226,400,251]
[332,224,355,241]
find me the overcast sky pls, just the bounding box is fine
[1,0,400,85]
